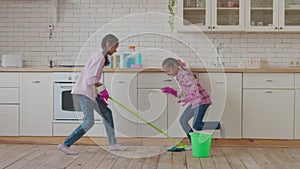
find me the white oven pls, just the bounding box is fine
[53,72,102,121]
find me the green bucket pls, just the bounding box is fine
[189,132,212,158]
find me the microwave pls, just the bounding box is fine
[1,55,23,68]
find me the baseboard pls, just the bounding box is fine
[1,136,300,147]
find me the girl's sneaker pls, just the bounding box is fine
[57,144,78,155]
[185,145,192,151]
[108,144,128,151]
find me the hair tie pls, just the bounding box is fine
[177,59,186,67]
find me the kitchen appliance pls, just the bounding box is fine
[53,72,102,120]
[1,55,23,68]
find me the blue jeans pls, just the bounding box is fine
[63,94,117,147]
[179,104,220,142]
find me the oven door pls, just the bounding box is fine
[53,83,103,121]
[53,83,84,120]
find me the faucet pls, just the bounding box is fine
[211,43,224,67]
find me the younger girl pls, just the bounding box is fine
[161,58,224,147]
[57,34,127,155]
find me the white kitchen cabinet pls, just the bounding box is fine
[0,73,19,136]
[294,74,300,139]
[20,73,53,136]
[179,0,245,31]
[246,0,300,32]
[137,89,168,138]
[138,72,181,138]
[243,73,294,139]
[0,105,19,136]
[295,90,300,139]
[104,73,138,137]
[199,73,242,138]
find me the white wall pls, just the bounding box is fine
[0,0,299,68]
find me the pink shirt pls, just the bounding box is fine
[176,67,211,108]
[71,49,105,101]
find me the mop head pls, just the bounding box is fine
[167,145,186,152]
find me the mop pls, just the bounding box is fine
[108,96,187,152]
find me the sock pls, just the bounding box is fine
[187,128,194,144]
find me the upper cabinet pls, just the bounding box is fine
[179,0,300,32]
[179,0,245,31]
[246,0,300,32]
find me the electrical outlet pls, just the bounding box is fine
[48,24,54,30]
[288,59,300,68]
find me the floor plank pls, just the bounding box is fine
[65,146,99,169]
[156,150,172,169]
[2,144,300,169]
[80,147,108,169]
[141,146,160,169]
[232,147,261,169]
[221,147,247,169]
[185,150,201,169]
[4,145,53,169]
[0,144,38,168]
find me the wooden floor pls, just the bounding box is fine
[1,144,300,169]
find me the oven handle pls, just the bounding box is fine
[60,86,73,89]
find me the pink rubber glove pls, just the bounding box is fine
[161,87,177,97]
[177,93,199,106]
[97,85,109,106]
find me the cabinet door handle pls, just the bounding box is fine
[279,27,283,30]
[216,81,224,84]
[163,79,172,82]
[275,27,278,30]
[116,81,126,84]
[149,89,159,92]
[265,91,273,94]
[208,26,211,29]
[32,80,40,83]
[212,26,216,29]
[266,79,273,83]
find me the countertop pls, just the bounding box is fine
[1,67,300,73]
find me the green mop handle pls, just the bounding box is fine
[109,97,184,147]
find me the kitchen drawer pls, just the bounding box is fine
[0,88,19,103]
[296,73,300,89]
[243,73,294,89]
[0,105,19,136]
[53,121,104,137]
[0,73,19,87]
[138,73,178,88]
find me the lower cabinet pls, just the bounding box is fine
[199,73,242,138]
[104,73,138,137]
[243,89,294,139]
[294,90,300,139]
[53,121,104,137]
[20,73,53,136]
[0,105,19,136]
[137,89,168,138]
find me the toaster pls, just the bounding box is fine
[1,55,23,68]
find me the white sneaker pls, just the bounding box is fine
[108,144,128,151]
[185,145,192,151]
[220,122,226,138]
[57,144,78,155]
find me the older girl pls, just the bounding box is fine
[57,34,127,155]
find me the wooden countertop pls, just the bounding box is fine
[1,67,300,73]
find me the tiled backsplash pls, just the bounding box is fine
[0,0,299,68]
